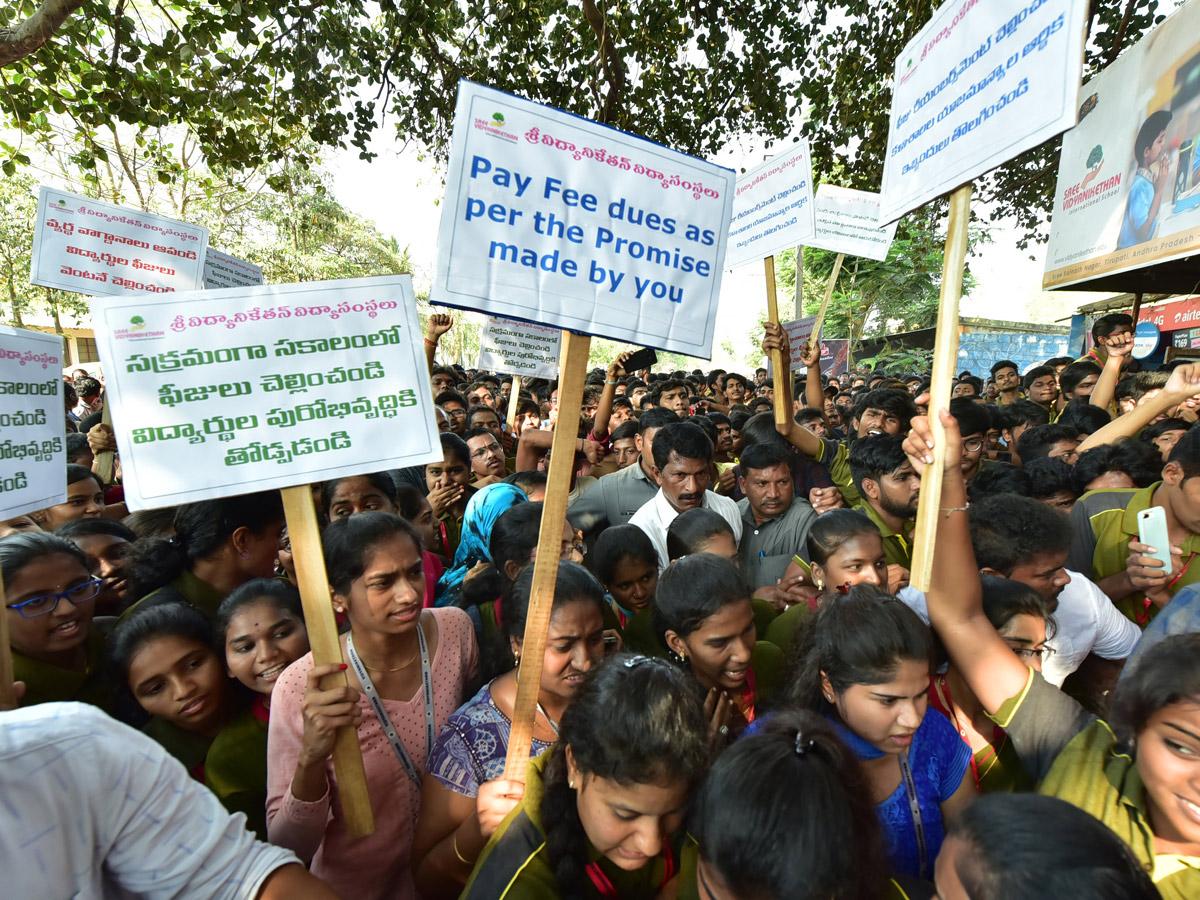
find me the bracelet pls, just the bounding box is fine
[940,504,969,518]
[424,338,436,347]
[452,833,472,865]
[606,380,618,385]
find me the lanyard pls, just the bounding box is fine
[346,624,435,787]
[898,751,928,880]
[585,845,675,897]
[932,676,1003,793]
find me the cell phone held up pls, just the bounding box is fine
[1137,507,1173,571]
[622,347,658,373]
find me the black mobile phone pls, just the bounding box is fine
[622,346,658,372]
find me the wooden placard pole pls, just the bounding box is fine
[909,184,973,592]
[506,374,523,432]
[280,485,376,838]
[810,253,846,349]
[764,256,790,426]
[95,402,116,487]
[503,329,591,780]
[0,556,14,708]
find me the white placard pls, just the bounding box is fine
[477,316,562,378]
[204,248,264,289]
[726,142,817,270]
[1043,1,1200,288]
[0,326,66,519]
[30,186,209,296]
[810,186,899,261]
[89,276,441,510]
[878,0,1088,224]
[432,80,735,359]
[782,316,819,371]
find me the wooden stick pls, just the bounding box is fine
[506,375,523,432]
[764,256,790,426]
[0,555,14,708]
[280,485,375,838]
[910,184,973,592]
[810,253,845,349]
[95,401,116,487]
[504,330,591,780]
[794,245,804,320]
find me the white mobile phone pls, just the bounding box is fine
[1137,507,1173,571]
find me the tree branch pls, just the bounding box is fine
[581,0,626,124]
[0,0,86,68]
[1105,0,1138,65]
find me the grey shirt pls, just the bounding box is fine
[737,496,817,590]
[566,458,659,537]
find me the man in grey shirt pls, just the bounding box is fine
[737,442,816,605]
[568,407,679,540]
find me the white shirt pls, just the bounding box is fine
[0,702,299,899]
[629,488,743,569]
[897,570,1140,687]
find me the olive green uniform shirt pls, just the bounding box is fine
[855,500,915,570]
[11,629,113,712]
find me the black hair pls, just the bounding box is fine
[122,506,178,540]
[1057,400,1112,436]
[724,372,750,391]
[55,517,137,543]
[956,375,984,396]
[467,405,501,427]
[1133,112,1171,164]
[989,359,1018,378]
[998,400,1051,432]
[665,508,735,562]
[430,365,456,381]
[1023,457,1078,502]
[652,377,689,401]
[435,432,471,467]
[951,793,1160,899]
[785,585,934,709]
[460,502,545,608]
[1142,417,1190,445]
[321,511,421,596]
[706,410,731,428]
[215,577,304,644]
[320,471,398,519]
[434,389,468,409]
[491,560,606,679]
[1071,438,1163,494]
[1044,356,1075,369]
[1016,423,1078,463]
[651,421,713,469]
[638,406,680,437]
[654,553,748,646]
[540,655,710,897]
[850,388,918,432]
[729,410,751,433]
[1168,428,1200,481]
[847,434,909,496]
[1058,361,1102,396]
[806,509,880,567]
[796,407,827,428]
[591,524,659,587]
[686,414,719,445]
[505,470,548,496]
[967,462,1032,503]
[127,492,284,599]
[739,442,792,474]
[1021,365,1057,393]
[609,421,639,443]
[748,398,772,414]
[969,494,1070,575]
[73,375,101,398]
[65,432,92,463]
[690,710,887,900]
[394,485,429,522]
[979,574,1054,640]
[1111,633,1200,747]
[0,530,89,582]
[948,397,990,438]
[462,426,498,445]
[66,463,101,488]
[517,398,541,420]
[110,600,216,686]
[739,411,791,453]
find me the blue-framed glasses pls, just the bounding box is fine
[6,579,102,618]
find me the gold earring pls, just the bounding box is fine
[569,778,575,789]
[815,579,824,590]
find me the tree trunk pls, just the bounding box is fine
[7,275,22,327]
[0,0,86,68]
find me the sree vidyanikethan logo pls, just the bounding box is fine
[492,112,506,127]
[129,315,146,332]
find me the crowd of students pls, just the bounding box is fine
[3,309,1200,899]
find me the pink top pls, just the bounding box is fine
[266,607,478,900]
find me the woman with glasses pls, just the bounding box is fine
[2,531,113,711]
[928,575,1051,794]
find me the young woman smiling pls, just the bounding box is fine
[266,512,478,900]
[413,561,608,899]
[205,578,310,839]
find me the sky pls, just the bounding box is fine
[330,136,1099,370]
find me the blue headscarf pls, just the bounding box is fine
[435,482,528,606]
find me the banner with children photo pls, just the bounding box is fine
[1043,0,1200,288]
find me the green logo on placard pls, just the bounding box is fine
[492,112,505,125]
[130,315,146,332]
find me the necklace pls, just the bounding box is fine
[356,644,419,672]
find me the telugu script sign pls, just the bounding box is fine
[810,186,898,261]
[30,186,209,297]
[432,80,736,358]
[0,326,66,520]
[725,142,816,270]
[90,276,440,510]
[477,316,562,379]
[204,248,265,289]
[878,0,1089,223]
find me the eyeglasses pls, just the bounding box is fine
[1007,644,1055,661]
[962,437,985,452]
[445,408,467,419]
[7,579,102,618]
[560,541,587,559]
[471,446,501,459]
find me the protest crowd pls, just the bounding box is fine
[5,306,1200,900]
